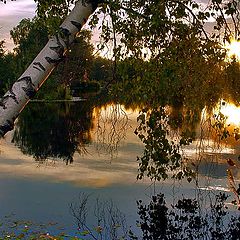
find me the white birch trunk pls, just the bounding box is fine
[0,0,97,137]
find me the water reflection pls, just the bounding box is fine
[93,104,131,157]
[219,101,240,125]
[12,102,95,163]
[8,100,240,185]
[0,99,239,237]
[0,101,142,188]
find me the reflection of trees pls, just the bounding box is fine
[94,103,129,157]
[69,191,240,240]
[134,101,240,185]
[12,96,132,162]
[135,107,194,181]
[132,192,240,240]
[70,193,128,240]
[133,103,240,218]
[192,103,240,199]
[12,102,94,163]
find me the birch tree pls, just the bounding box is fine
[1,0,240,138]
[0,0,101,137]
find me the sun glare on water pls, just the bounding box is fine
[226,40,240,60]
[219,102,240,126]
[221,40,240,125]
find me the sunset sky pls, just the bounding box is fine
[0,0,211,52]
[0,0,102,52]
[0,0,36,50]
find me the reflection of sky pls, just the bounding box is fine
[0,105,239,187]
[0,105,239,233]
[0,129,140,188]
[0,106,143,187]
[0,108,193,233]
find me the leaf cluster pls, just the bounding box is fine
[34,0,76,35]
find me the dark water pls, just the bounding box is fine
[0,101,239,237]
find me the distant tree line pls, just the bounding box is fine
[0,17,113,100]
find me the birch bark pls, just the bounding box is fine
[0,0,98,137]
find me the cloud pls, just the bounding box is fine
[0,0,36,50]
[0,0,36,17]
[0,131,142,188]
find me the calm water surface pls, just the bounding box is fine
[0,101,238,235]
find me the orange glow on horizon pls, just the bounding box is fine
[217,101,240,126]
[226,40,240,60]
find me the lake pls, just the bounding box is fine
[0,100,239,238]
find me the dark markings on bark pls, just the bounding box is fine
[49,45,64,57]
[60,27,71,38]
[8,88,19,104]
[0,97,8,109]
[71,21,82,31]
[22,86,36,99]
[33,66,40,71]
[59,27,71,48]
[0,120,14,137]
[0,88,19,109]
[16,76,36,99]
[33,62,46,72]
[50,35,65,58]
[45,56,64,65]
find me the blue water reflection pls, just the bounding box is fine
[0,101,238,236]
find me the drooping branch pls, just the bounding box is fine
[215,2,232,40]
[175,0,210,40]
[0,0,102,137]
